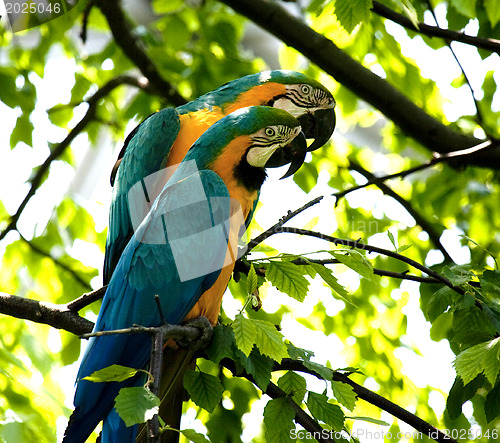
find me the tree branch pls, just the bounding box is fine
[247,195,324,251]
[0,293,93,336]
[371,0,500,55]
[80,322,207,343]
[348,161,453,263]
[277,359,457,443]
[95,0,187,107]
[289,257,443,284]
[268,226,465,294]
[334,140,494,202]
[219,0,500,167]
[0,75,153,242]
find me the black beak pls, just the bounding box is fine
[298,108,336,152]
[266,131,308,179]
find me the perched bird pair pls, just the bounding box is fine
[64,70,336,443]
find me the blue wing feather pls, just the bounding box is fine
[103,108,181,284]
[64,170,231,443]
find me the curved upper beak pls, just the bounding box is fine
[266,131,308,179]
[298,108,336,152]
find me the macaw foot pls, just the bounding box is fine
[177,316,213,351]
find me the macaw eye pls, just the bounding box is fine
[265,127,276,137]
[301,84,311,95]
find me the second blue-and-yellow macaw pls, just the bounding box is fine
[104,70,336,285]
[64,106,309,443]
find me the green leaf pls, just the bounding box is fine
[232,313,257,357]
[443,265,475,286]
[181,429,212,443]
[303,360,333,381]
[306,392,345,431]
[430,312,453,342]
[347,416,390,426]
[446,375,484,421]
[309,262,353,305]
[331,381,357,411]
[162,15,190,51]
[286,343,315,361]
[263,398,295,442]
[114,387,160,427]
[451,0,477,18]
[183,370,224,413]
[454,337,500,385]
[480,270,500,298]
[10,114,33,148]
[392,0,419,28]
[387,230,397,250]
[331,250,374,281]
[0,69,18,108]
[461,235,498,269]
[334,0,373,33]
[278,371,307,404]
[426,286,453,322]
[237,348,274,390]
[397,244,412,253]
[48,105,74,127]
[246,264,258,295]
[83,364,140,383]
[253,319,289,363]
[266,261,310,302]
[485,380,500,423]
[206,324,237,364]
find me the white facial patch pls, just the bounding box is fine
[273,98,306,118]
[247,125,301,167]
[246,143,281,167]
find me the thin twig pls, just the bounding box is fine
[423,0,485,127]
[371,0,500,55]
[247,196,324,251]
[274,227,465,294]
[67,286,107,312]
[79,0,95,43]
[372,268,440,283]
[290,257,442,284]
[348,161,453,263]
[80,323,205,342]
[20,235,92,290]
[335,140,493,200]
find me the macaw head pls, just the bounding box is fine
[183,106,307,191]
[181,70,336,152]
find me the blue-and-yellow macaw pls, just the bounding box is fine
[104,70,335,285]
[64,106,311,443]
